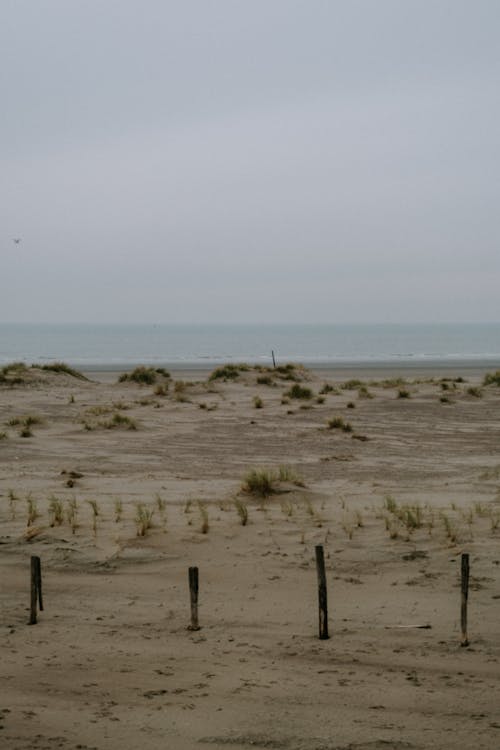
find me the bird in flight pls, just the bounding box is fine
[13,238,21,244]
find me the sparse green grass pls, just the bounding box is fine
[48,495,65,526]
[253,396,263,409]
[114,498,123,523]
[87,499,100,534]
[285,384,313,400]
[135,503,154,536]
[234,498,248,525]
[20,426,33,438]
[26,494,39,526]
[397,389,410,399]
[0,431,7,440]
[8,489,18,519]
[66,498,78,533]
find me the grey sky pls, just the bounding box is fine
[2,0,499,323]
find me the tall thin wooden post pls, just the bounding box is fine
[461,553,470,647]
[35,556,43,611]
[271,350,276,368]
[188,566,200,631]
[315,545,329,640]
[29,556,38,625]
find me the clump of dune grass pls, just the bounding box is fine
[397,389,410,399]
[253,396,263,409]
[256,375,273,386]
[440,395,452,404]
[0,430,7,440]
[119,366,170,385]
[154,383,169,396]
[242,468,278,498]
[316,395,325,404]
[327,416,352,432]
[0,362,29,385]
[135,503,154,536]
[319,383,338,395]
[241,465,304,499]
[357,385,373,399]
[346,401,356,409]
[209,363,249,381]
[38,362,88,380]
[466,386,482,398]
[26,494,39,526]
[48,495,64,526]
[483,371,500,386]
[20,426,33,438]
[341,379,363,391]
[234,498,249,526]
[285,383,313,400]
[100,413,137,430]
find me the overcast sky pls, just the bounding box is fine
[2,0,499,324]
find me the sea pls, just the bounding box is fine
[1,323,499,371]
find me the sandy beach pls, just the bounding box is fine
[1,361,500,750]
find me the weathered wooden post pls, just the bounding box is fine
[271,350,276,368]
[460,553,470,647]
[315,545,329,640]
[35,556,43,612]
[188,566,200,631]
[29,556,39,625]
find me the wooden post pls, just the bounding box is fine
[29,556,38,625]
[35,556,43,611]
[315,545,329,640]
[188,566,200,631]
[271,350,276,368]
[460,553,470,647]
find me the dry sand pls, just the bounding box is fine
[1,362,500,750]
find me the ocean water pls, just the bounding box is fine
[1,323,499,369]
